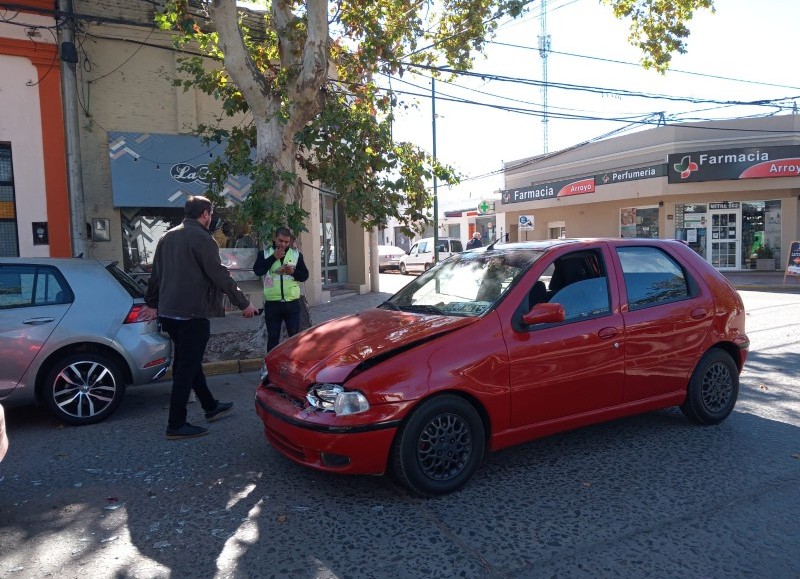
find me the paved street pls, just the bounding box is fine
[1,289,798,578]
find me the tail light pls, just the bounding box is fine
[124,304,146,324]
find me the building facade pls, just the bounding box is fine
[499,115,800,272]
[0,0,71,258]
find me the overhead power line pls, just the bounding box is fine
[488,41,800,92]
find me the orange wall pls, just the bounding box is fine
[0,37,72,256]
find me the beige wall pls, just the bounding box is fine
[73,13,352,304]
[76,22,237,263]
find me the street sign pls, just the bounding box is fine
[477,200,495,215]
[519,215,534,230]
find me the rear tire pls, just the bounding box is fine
[390,395,485,496]
[680,349,738,425]
[44,353,126,425]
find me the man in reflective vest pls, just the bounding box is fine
[253,226,310,351]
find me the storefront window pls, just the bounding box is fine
[620,206,659,238]
[0,145,19,257]
[742,200,781,269]
[673,204,707,258]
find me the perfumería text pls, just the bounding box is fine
[610,167,656,182]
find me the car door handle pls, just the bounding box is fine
[598,327,618,340]
[690,308,707,320]
[23,317,55,325]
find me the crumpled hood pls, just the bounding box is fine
[266,307,475,387]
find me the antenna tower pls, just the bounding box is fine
[538,0,551,153]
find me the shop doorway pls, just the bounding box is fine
[320,191,348,287]
[707,203,741,270]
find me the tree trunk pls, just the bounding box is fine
[369,228,380,292]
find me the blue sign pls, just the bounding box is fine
[108,131,253,208]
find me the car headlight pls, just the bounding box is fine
[306,384,370,416]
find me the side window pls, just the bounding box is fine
[0,266,33,308]
[525,250,611,321]
[419,241,429,254]
[552,278,610,321]
[617,246,690,310]
[409,243,419,256]
[0,266,68,308]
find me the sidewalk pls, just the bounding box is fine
[200,271,799,375]
[721,270,800,292]
[201,291,393,376]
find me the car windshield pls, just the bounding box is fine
[385,248,542,317]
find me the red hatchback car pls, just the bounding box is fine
[255,239,749,496]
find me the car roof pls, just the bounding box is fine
[484,238,687,252]
[0,257,111,269]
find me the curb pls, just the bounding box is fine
[162,357,263,381]
[733,284,800,293]
[203,358,263,376]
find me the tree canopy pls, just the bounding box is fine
[157,0,714,239]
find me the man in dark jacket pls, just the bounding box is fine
[142,196,258,440]
[466,232,482,250]
[253,226,310,352]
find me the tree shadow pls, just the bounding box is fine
[2,332,798,577]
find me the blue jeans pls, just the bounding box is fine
[160,317,217,429]
[264,299,301,351]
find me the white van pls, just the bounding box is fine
[399,237,464,274]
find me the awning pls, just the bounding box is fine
[108,131,252,207]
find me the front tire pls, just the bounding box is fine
[44,353,126,425]
[681,349,739,425]
[399,262,408,275]
[391,395,485,497]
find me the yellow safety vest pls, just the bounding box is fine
[263,247,301,301]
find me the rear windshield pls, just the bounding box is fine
[106,263,145,298]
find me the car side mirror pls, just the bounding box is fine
[521,302,565,325]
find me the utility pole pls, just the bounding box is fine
[59,0,88,257]
[432,77,439,264]
[538,0,551,153]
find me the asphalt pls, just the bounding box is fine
[198,270,799,376]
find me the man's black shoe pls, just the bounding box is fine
[205,401,234,422]
[166,422,209,440]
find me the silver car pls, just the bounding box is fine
[399,237,464,275]
[0,258,172,425]
[377,245,405,272]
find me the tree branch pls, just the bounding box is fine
[284,0,329,136]
[209,0,275,120]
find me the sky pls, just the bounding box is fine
[381,0,800,212]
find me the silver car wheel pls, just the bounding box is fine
[45,354,126,425]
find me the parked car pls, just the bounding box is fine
[0,258,172,425]
[255,238,749,496]
[399,237,463,275]
[377,245,405,272]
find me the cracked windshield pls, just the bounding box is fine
[386,249,542,316]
